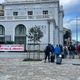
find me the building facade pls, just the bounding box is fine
[0,0,64,50]
[0,4,4,16]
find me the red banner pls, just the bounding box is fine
[0,44,24,51]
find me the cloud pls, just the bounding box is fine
[60,0,78,7]
[60,0,80,41]
[60,0,73,5]
[0,0,4,3]
[60,0,80,18]
[64,19,80,41]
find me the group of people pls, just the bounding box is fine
[44,42,80,63]
[44,43,62,63]
[63,43,80,59]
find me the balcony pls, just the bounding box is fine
[0,15,54,21]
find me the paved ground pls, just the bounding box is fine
[0,52,44,59]
[0,58,80,80]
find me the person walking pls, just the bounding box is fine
[54,45,61,58]
[76,44,80,59]
[54,45,62,64]
[68,42,75,59]
[44,43,52,63]
[63,46,68,58]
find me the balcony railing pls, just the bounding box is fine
[0,15,54,21]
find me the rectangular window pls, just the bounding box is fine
[13,12,18,16]
[43,10,48,18]
[28,11,33,15]
[28,11,33,19]
[43,10,48,15]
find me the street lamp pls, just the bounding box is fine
[75,16,78,45]
[67,16,79,45]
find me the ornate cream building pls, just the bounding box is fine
[0,4,4,16]
[0,0,64,51]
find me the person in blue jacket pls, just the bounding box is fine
[54,45,61,58]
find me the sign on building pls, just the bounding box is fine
[0,44,24,51]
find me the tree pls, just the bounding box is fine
[28,25,43,43]
[28,25,43,59]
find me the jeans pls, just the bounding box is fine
[69,51,75,59]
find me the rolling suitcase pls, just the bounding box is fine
[56,55,62,64]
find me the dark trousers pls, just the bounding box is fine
[69,51,75,59]
[45,53,50,62]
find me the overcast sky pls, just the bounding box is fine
[0,0,80,41]
[60,0,80,41]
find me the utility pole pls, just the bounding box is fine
[76,16,78,44]
[68,16,79,45]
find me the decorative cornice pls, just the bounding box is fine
[3,0,59,5]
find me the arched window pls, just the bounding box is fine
[0,25,5,43]
[15,24,26,35]
[0,25,5,35]
[15,24,26,50]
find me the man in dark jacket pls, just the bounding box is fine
[44,43,52,63]
[68,43,75,59]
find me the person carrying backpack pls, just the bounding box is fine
[54,45,61,58]
[44,43,52,63]
[54,45,62,64]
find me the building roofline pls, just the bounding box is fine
[3,0,59,5]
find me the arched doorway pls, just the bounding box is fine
[0,25,5,43]
[15,24,26,50]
